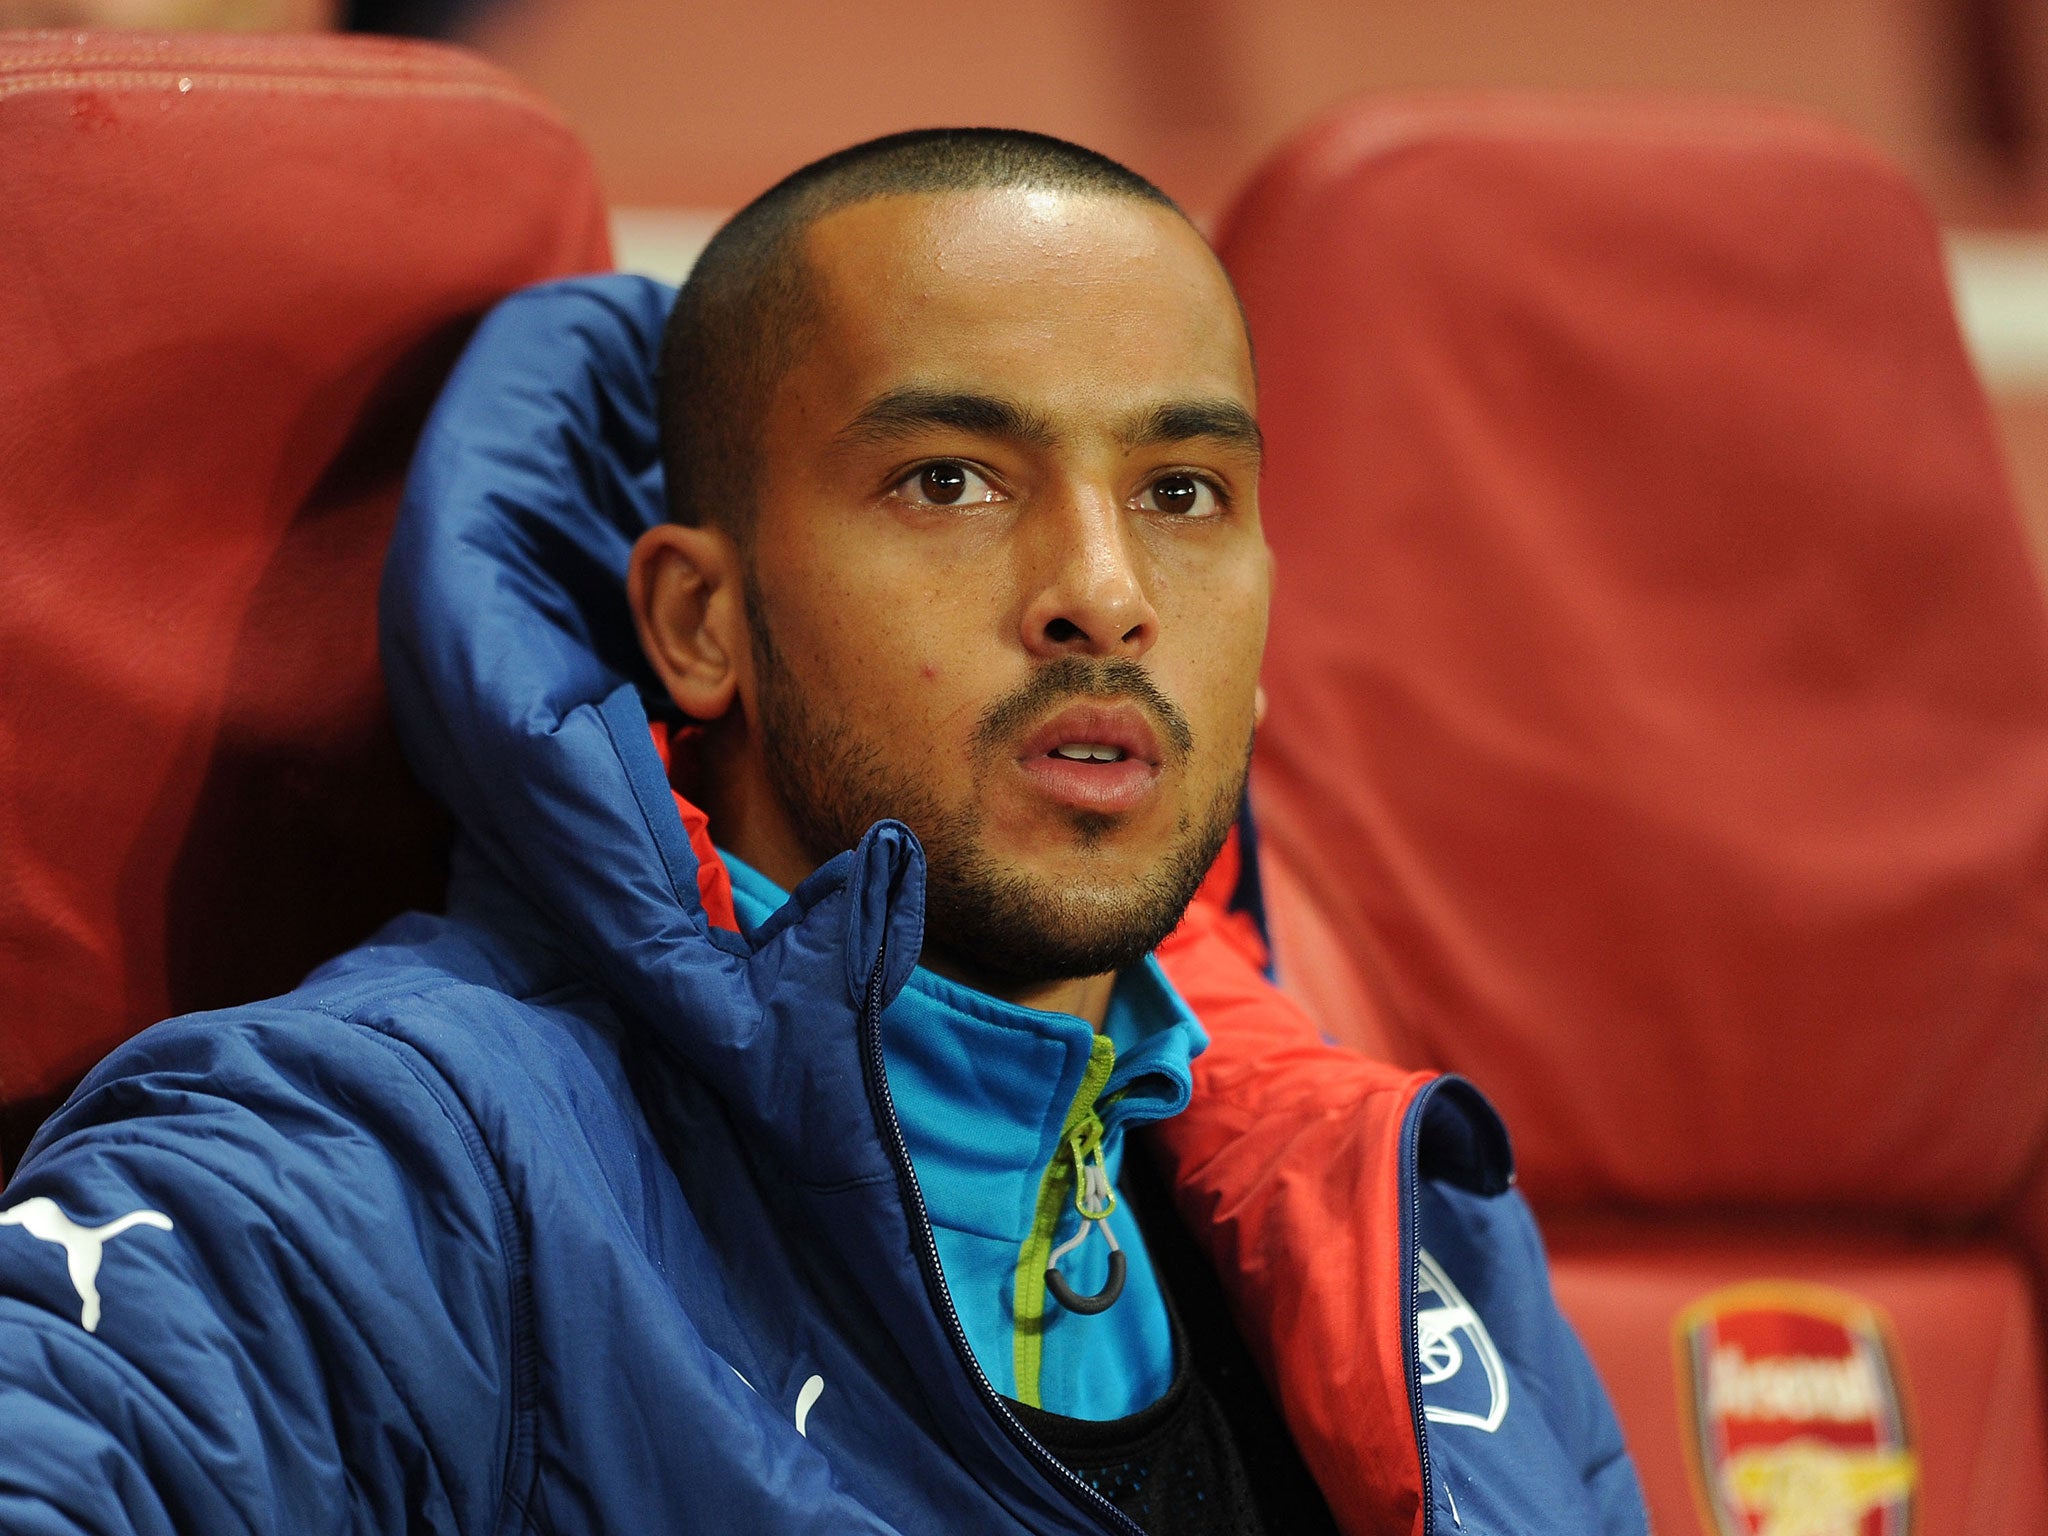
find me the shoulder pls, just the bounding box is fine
[35,912,636,1189]
[0,935,555,1535]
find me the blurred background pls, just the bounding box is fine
[10,0,2045,558]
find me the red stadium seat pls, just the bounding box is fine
[0,31,610,1170]
[1222,96,2048,1534]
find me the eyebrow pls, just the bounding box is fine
[831,386,1263,464]
[1115,399,1264,462]
[833,388,1060,451]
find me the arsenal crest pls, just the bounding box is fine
[1675,1282,1917,1536]
[1416,1248,1509,1433]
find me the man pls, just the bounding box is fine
[0,130,1645,1533]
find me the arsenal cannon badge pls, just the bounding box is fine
[1676,1281,1917,1536]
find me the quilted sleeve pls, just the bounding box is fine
[0,1005,517,1535]
[1416,1179,1651,1536]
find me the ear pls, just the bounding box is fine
[628,522,748,721]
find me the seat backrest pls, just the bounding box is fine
[0,31,611,1167]
[1221,95,2048,1533]
[1223,95,2048,1221]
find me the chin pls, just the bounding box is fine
[991,832,1171,889]
[919,836,1210,987]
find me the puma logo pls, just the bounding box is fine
[0,1196,173,1332]
[729,1363,827,1438]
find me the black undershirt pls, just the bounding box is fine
[1007,1305,1268,1534]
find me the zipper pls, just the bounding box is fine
[1402,1079,1439,1536]
[858,942,1145,1536]
[1013,1034,1117,1407]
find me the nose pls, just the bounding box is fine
[1018,489,1160,660]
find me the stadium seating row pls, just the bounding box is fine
[2,28,2043,1533]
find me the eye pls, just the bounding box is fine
[1137,472,1225,518]
[892,460,1003,507]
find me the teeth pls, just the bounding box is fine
[1053,743,1125,762]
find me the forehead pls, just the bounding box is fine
[792,188,1255,417]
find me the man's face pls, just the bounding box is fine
[739,187,1269,984]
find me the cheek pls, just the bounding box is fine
[765,578,988,774]
[828,569,1002,755]
[897,657,981,761]
[1156,551,1270,742]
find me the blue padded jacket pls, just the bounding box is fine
[0,275,1648,1536]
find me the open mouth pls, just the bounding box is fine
[1014,702,1165,814]
[1048,742,1130,763]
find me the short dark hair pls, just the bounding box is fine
[657,128,1187,533]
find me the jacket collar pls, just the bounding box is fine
[722,849,1205,1416]
[722,849,1207,1239]
[381,273,924,1192]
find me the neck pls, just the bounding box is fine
[691,724,818,894]
[917,949,1118,1029]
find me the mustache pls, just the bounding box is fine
[972,657,1194,764]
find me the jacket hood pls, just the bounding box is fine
[379,274,926,1187]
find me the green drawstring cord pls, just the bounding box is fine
[1013,1033,1119,1405]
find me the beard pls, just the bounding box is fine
[747,588,1246,986]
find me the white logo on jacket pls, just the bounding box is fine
[730,1363,827,1438]
[1416,1247,1509,1433]
[0,1196,173,1333]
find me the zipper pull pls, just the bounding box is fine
[1044,1118,1125,1315]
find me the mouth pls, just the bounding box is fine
[1011,701,1165,815]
